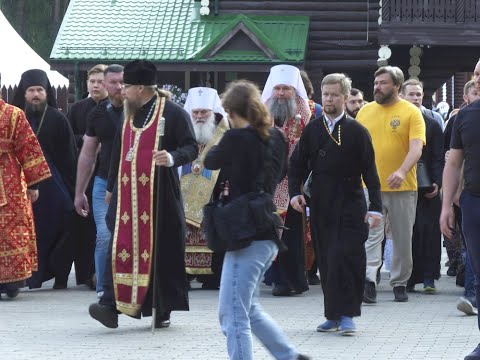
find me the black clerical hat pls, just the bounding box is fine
[12,69,57,109]
[123,60,157,86]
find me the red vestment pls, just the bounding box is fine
[273,96,311,212]
[0,100,51,283]
[113,97,165,316]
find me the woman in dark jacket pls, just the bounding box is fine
[204,80,309,360]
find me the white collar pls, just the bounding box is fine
[324,112,345,130]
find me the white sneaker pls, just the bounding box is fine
[457,297,478,315]
[96,291,104,299]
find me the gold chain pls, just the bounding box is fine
[323,118,341,146]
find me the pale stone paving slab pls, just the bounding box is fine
[0,270,478,360]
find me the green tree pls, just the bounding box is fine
[0,0,69,60]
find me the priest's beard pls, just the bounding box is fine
[125,98,141,117]
[193,113,216,145]
[267,97,297,127]
[25,100,47,113]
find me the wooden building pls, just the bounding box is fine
[51,0,480,105]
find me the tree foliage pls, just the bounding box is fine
[0,0,69,60]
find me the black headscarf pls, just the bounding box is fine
[12,69,57,109]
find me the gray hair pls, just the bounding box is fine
[321,73,352,97]
[375,66,404,87]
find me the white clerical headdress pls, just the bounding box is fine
[261,64,309,105]
[183,87,226,119]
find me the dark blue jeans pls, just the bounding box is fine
[465,251,476,298]
[460,191,480,329]
[99,183,117,308]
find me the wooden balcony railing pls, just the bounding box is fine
[382,0,479,24]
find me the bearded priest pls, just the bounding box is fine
[261,64,312,296]
[181,87,229,289]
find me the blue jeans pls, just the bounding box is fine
[92,177,112,294]
[460,191,480,329]
[465,250,475,298]
[218,240,298,360]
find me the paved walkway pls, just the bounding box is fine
[1,267,478,360]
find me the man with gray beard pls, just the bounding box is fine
[261,64,312,297]
[181,87,229,289]
[268,96,298,127]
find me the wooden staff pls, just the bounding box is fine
[151,115,166,334]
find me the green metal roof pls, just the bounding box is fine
[50,0,309,63]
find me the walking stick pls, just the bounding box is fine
[151,115,166,334]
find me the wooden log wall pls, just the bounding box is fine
[216,0,381,99]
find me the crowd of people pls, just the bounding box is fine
[1,57,480,360]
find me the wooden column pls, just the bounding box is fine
[184,71,191,90]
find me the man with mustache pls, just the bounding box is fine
[88,60,197,330]
[357,66,425,303]
[12,69,78,289]
[181,87,229,289]
[261,64,312,297]
[0,73,51,299]
[74,64,125,298]
[346,88,365,119]
[289,73,382,334]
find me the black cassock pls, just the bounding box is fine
[289,114,382,319]
[409,113,444,286]
[25,106,78,288]
[106,96,198,317]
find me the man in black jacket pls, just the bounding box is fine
[401,79,444,293]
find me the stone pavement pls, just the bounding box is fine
[1,268,478,360]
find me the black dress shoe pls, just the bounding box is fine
[447,262,458,277]
[393,286,408,302]
[297,355,311,360]
[307,274,321,285]
[272,284,292,297]
[53,281,67,290]
[155,312,171,328]
[363,281,377,304]
[88,303,118,328]
[201,282,220,290]
[6,289,19,299]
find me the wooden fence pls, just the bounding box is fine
[1,85,69,114]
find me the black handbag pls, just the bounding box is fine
[416,159,434,193]
[203,137,286,252]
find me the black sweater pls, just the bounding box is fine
[204,126,288,241]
